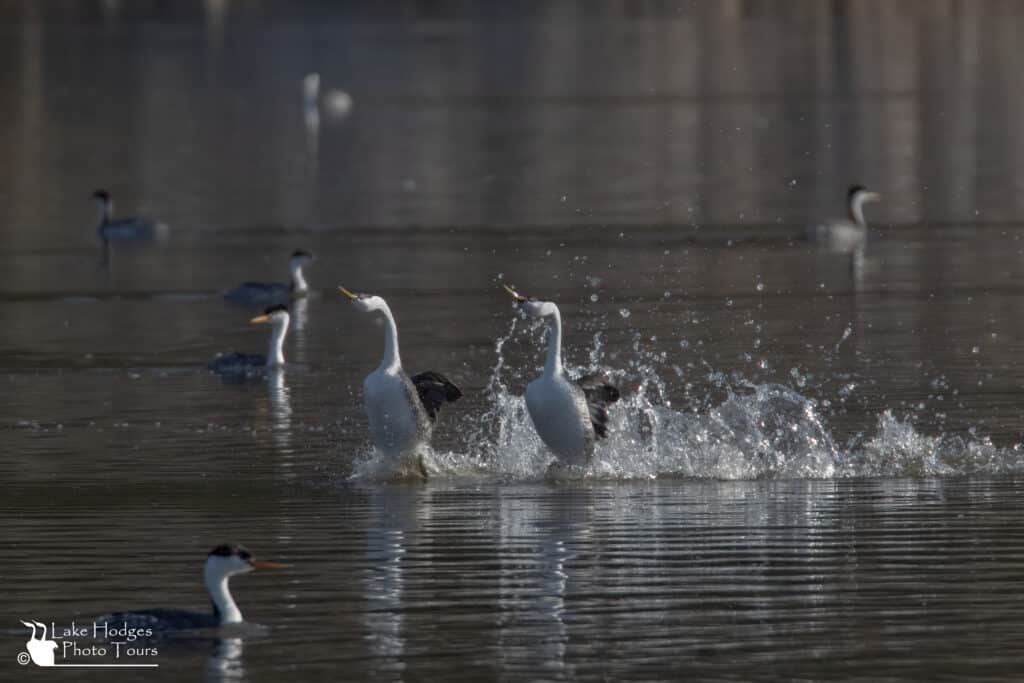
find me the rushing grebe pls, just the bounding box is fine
[503,285,620,466]
[339,286,462,476]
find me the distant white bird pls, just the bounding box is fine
[339,286,462,475]
[503,285,620,467]
[224,251,314,306]
[95,544,286,632]
[805,185,883,252]
[302,73,320,110]
[208,305,290,375]
[92,189,169,243]
[323,90,353,117]
[303,71,352,119]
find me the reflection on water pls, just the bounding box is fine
[5,1,1024,680]
[207,637,244,682]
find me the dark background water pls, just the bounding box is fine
[4,1,1024,680]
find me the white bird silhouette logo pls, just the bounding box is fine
[19,620,57,666]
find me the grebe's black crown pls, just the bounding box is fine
[292,250,312,259]
[847,185,867,199]
[92,189,110,201]
[264,304,289,315]
[208,543,252,561]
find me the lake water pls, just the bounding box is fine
[4,1,1024,680]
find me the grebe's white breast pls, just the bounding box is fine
[525,373,592,466]
[805,220,865,252]
[364,367,424,457]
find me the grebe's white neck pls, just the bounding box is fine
[848,189,880,229]
[289,261,309,294]
[96,197,112,226]
[541,304,563,377]
[204,562,243,625]
[378,302,402,372]
[267,314,290,366]
[348,293,402,372]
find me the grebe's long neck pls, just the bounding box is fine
[97,200,112,226]
[289,262,309,294]
[205,568,243,625]
[267,317,289,366]
[849,194,868,228]
[379,303,402,372]
[543,307,563,377]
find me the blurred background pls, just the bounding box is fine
[3,0,1022,237]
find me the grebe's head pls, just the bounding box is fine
[847,185,882,206]
[204,543,287,580]
[92,189,111,211]
[250,304,290,327]
[289,250,314,269]
[503,284,557,318]
[339,287,389,315]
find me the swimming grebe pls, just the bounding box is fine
[92,189,169,242]
[224,251,314,305]
[208,305,289,375]
[95,544,287,633]
[805,185,883,252]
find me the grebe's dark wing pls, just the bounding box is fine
[575,373,621,439]
[411,371,463,421]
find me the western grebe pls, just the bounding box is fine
[805,185,883,251]
[208,305,289,375]
[92,189,169,242]
[503,285,621,467]
[96,544,287,632]
[224,251,314,305]
[339,287,462,475]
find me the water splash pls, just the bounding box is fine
[351,319,1024,482]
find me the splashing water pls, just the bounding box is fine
[351,319,1024,482]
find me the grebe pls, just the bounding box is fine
[224,251,314,305]
[92,189,169,242]
[208,305,289,375]
[95,544,287,632]
[339,287,462,475]
[805,185,883,251]
[503,285,620,467]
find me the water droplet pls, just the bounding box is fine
[755,282,765,292]
[972,346,980,354]
[619,308,631,319]
[590,294,599,303]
